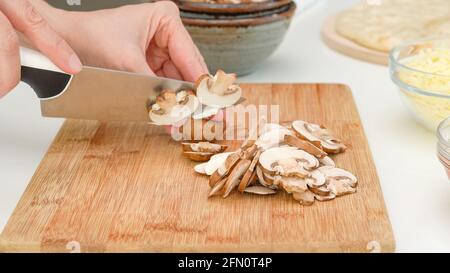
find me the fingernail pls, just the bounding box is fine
[69,54,82,72]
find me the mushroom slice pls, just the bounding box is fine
[305,170,326,188]
[259,147,318,177]
[319,156,335,167]
[277,177,308,194]
[194,163,207,175]
[244,186,276,195]
[318,166,358,188]
[256,165,278,190]
[242,144,258,159]
[183,152,214,162]
[182,142,227,153]
[292,120,347,154]
[284,135,327,158]
[327,180,356,196]
[204,152,233,176]
[309,185,331,196]
[196,70,242,108]
[209,153,241,187]
[314,192,336,202]
[222,159,252,198]
[293,190,315,206]
[209,177,227,197]
[238,150,262,192]
[149,90,199,125]
[255,128,294,151]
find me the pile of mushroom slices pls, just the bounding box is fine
[192,120,358,206]
[148,70,242,125]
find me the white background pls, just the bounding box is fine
[1,0,449,252]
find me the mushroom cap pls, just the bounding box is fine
[292,120,347,154]
[259,147,319,176]
[196,71,242,108]
[149,92,199,125]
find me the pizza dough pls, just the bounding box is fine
[335,0,450,52]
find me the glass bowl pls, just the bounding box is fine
[438,117,450,180]
[389,38,450,131]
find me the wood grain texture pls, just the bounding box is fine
[321,16,389,66]
[0,84,395,253]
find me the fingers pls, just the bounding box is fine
[169,21,208,82]
[152,2,208,81]
[0,0,82,74]
[0,11,20,97]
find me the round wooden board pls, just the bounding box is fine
[321,15,389,66]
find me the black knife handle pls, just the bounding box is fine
[20,47,73,99]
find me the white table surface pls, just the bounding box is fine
[1,0,449,252]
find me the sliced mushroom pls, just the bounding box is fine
[293,190,315,206]
[259,147,318,177]
[194,163,207,175]
[242,144,258,159]
[183,152,214,162]
[149,90,199,125]
[327,180,356,196]
[318,166,357,196]
[204,152,233,176]
[309,185,331,196]
[209,152,241,187]
[284,134,327,158]
[244,186,276,195]
[314,192,336,202]
[222,159,251,198]
[209,177,227,197]
[292,120,347,154]
[182,142,227,153]
[255,128,294,151]
[256,165,278,190]
[238,149,262,192]
[305,169,326,188]
[318,166,358,188]
[196,70,242,108]
[277,176,308,194]
[319,156,335,167]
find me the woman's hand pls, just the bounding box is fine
[50,1,208,82]
[0,0,81,97]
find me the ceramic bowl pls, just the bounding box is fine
[176,0,292,14]
[181,2,296,76]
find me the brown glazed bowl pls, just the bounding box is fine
[181,1,296,75]
[176,0,292,14]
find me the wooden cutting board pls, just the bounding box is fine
[321,15,389,66]
[0,84,395,253]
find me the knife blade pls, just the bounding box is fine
[20,47,195,122]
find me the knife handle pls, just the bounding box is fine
[20,47,73,100]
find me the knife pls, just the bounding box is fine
[20,47,197,122]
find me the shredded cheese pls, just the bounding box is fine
[397,47,450,130]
